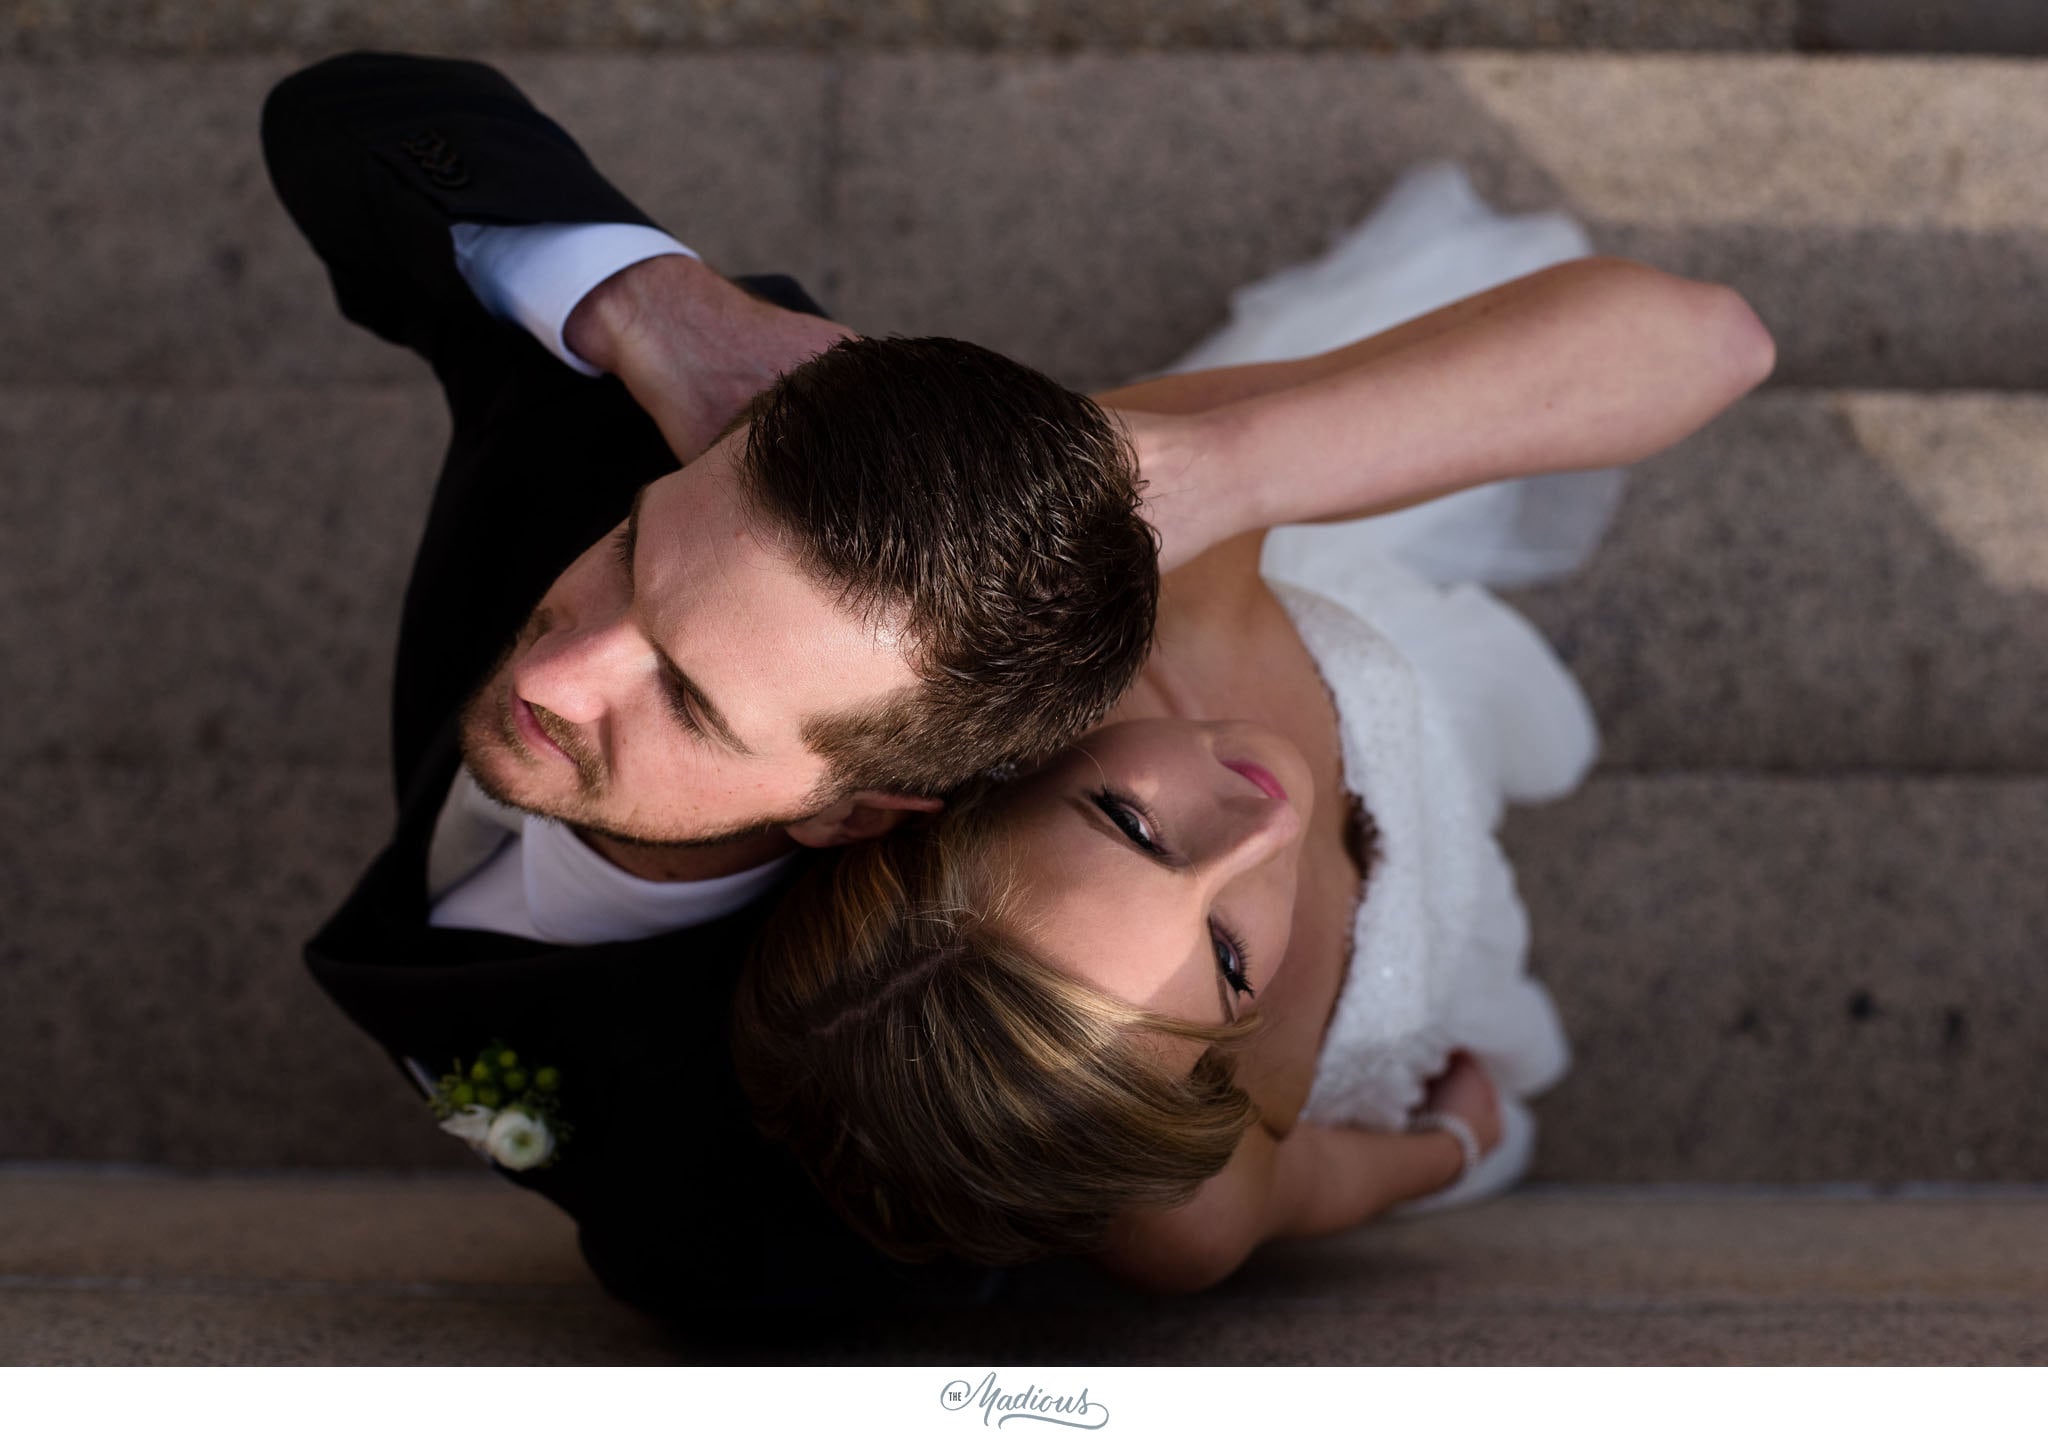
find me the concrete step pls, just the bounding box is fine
[22,1,2048,59]
[1804,3,2048,56]
[8,53,2048,391]
[10,387,2044,778]
[0,55,831,389]
[0,3,1803,60]
[0,1167,661,1363]
[0,387,441,773]
[0,758,464,1169]
[7,760,2044,1179]
[825,52,2048,394]
[1503,775,2048,1182]
[1511,390,2048,775]
[8,1167,2047,1362]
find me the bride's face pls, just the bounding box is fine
[990,719,1315,1037]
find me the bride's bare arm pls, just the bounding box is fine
[1093,261,1564,417]
[1097,258,1776,571]
[1093,1120,1466,1293]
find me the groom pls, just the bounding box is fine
[264,51,1163,1319]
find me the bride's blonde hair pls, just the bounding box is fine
[732,782,1266,1268]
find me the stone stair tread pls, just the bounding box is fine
[0,1167,587,1286]
[1511,390,2048,773]
[8,53,2048,388]
[4,2,1802,58]
[10,387,2046,775]
[829,52,2048,394]
[1507,774,2048,1182]
[4,760,2044,1178]
[0,56,832,388]
[8,1169,2048,1363]
[23,2,2048,61]
[0,759,465,1170]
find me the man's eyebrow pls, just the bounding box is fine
[622,484,752,758]
[622,482,648,568]
[655,646,752,756]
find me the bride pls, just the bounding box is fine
[732,165,1775,1292]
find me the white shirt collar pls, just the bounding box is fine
[428,767,795,944]
[519,812,795,945]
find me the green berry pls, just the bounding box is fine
[534,1067,560,1092]
[469,1061,492,1083]
[498,1049,519,1069]
[452,1082,475,1105]
[502,1069,528,1093]
[475,1086,504,1110]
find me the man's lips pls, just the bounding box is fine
[511,694,571,764]
[1222,758,1288,802]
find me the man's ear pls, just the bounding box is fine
[783,791,945,849]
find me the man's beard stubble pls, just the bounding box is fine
[454,620,818,856]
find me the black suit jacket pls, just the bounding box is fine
[263,52,998,1321]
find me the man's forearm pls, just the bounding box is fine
[456,222,699,375]
[1113,259,1776,564]
[560,251,707,377]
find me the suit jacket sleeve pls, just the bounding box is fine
[260,51,665,365]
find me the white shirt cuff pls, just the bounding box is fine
[449,222,701,377]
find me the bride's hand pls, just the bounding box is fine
[1420,1050,1502,1155]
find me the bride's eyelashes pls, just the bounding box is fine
[1090,785,1168,858]
[1091,785,1258,1002]
[1210,914,1256,999]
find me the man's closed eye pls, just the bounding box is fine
[611,487,752,756]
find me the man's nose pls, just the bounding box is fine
[510,610,645,726]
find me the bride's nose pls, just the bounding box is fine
[1198,790,1298,883]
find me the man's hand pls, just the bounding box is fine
[564,254,855,465]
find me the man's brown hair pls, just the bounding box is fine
[734,335,1157,798]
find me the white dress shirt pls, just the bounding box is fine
[448,221,698,375]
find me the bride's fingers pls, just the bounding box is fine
[1425,1048,1476,1095]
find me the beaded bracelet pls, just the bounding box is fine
[1410,1110,1481,1184]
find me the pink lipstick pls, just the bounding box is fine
[1222,759,1287,802]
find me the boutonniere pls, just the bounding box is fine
[427,1040,571,1171]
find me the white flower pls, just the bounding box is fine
[485,1108,555,1170]
[437,1104,495,1155]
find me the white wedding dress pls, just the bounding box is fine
[1155,162,1618,1209]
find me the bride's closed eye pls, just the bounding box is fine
[1090,785,1257,1003]
[1211,916,1255,1000]
[1089,786,1165,856]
